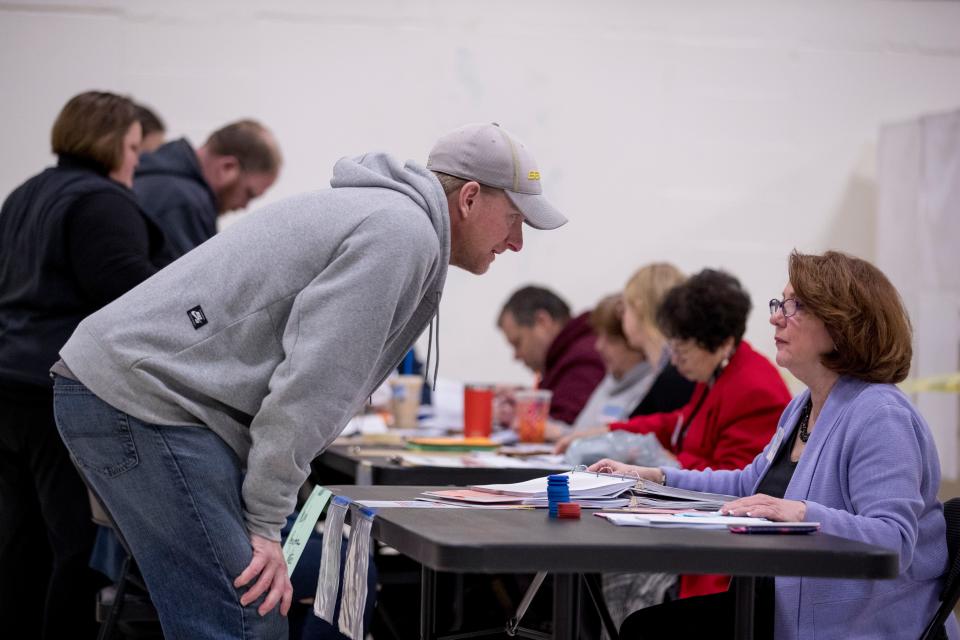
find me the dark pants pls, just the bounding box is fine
[0,381,103,639]
[619,585,774,639]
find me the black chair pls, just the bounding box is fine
[921,497,960,640]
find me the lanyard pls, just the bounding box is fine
[282,485,332,575]
[670,383,711,452]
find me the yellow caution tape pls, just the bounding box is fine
[899,373,960,394]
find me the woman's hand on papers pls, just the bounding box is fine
[719,493,806,522]
[586,459,664,483]
[234,533,294,617]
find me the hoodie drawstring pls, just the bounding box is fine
[422,292,442,392]
[432,292,440,390]
[424,318,433,390]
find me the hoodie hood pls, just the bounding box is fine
[545,312,597,372]
[331,153,449,252]
[136,139,217,201]
[331,152,451,387]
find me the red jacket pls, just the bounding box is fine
[609,339,791,597]
[540,312,606,424]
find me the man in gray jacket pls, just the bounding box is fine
[51,122,565,639]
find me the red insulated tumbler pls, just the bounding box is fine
[463,384,494,438]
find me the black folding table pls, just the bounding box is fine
[330,485,898,640]
[315,443,565,486]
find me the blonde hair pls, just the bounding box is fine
[623,263,686,336]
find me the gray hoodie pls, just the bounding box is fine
[59,153,450,540]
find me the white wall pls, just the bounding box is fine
[2,0,960,389]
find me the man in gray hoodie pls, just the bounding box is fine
[51,122,565,639]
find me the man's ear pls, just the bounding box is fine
[456,181,482,221]
[533,309,555,331]
[212,155,241,189]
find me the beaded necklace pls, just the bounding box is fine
[798,398,813,443]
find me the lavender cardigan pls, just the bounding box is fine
[664,376,958,640]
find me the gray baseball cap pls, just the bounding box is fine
[426,122,567,230]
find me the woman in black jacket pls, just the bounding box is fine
[0,91,167,639]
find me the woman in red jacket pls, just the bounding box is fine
[624,269,791,478]
[561,268,791,601]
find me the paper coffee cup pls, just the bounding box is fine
[390,375,423,428]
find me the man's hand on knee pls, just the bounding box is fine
[234,533,293,616]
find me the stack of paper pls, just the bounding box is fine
[420,489,533,504]
[419,489,630,509]
[418,471,636,509]
[471,470,637,498]
[400,452,568,470]
[498,443,557,456]
[631,480,738,511]
[419,490,630,509]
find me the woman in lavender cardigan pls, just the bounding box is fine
[591,250,958,640]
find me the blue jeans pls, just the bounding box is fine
[89,514,379,640]
[53,376,286,640]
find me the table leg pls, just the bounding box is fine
[732,576,755,640]
[421,565,436,640]
[581,573,619,640]
[552,573,581,640]
[356,460,373,485]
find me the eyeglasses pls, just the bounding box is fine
[666,338,698,358]
[769,298,802,318]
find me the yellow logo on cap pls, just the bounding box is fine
[527,170,541,181]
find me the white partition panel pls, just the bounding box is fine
[877,110,960,480]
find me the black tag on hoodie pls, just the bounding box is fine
[187,305,208,330]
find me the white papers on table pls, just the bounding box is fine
[400,454,471,468]
[339,413,389,436]
[468,453,567,469]
[499,443,557,456]
[490,428,520,445]
[597,512,771,529]
[418,489,630,509]
[417,470,635,509]
[355,500,469,508]
[417,377,464,430]
[354,499,525,510]
[420,489,526,504]
[399,452,568,470]
[471,470,636,498]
